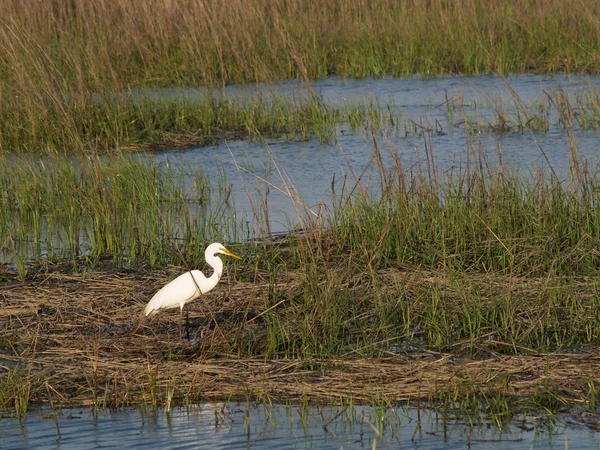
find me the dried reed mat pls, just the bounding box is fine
[0,270,598,412]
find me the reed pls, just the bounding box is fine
[3,0,599,86]
[0,89,344,154]
[252,136,600,357]
[0,153,244,267]
[3,0,600,154]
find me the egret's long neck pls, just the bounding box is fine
[203,254,223,293]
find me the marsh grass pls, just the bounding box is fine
[0,367,33,417]
[442,78,600,135]
[241,131,600,359]
[3,0,600,86]
[2,130,600,419]
[5,74,600,155]
[0,268,597,424]
[3,134,600,355]
[0,152,246,267]
[0,89,340,154]
[0,262,599,422]
[4,0,600,154]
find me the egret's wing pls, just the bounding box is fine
[144,270,206,316]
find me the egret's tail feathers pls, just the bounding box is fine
[143,301,154,317]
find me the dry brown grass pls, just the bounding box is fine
[4,0,600,86]
[1,267,599,419]
[3,0,600,153]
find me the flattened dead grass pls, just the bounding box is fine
[0,268,598,419]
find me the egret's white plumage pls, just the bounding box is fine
[137,242,241,337]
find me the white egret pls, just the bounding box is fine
[137,242,242,339]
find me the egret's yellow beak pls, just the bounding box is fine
[221,246,242,260]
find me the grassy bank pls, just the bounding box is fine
[1,143,600,419]
[3,0,600,153]
[1,268,599,425]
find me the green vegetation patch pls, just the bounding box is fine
[3,0,600,154]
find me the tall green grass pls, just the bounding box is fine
[0,153,242,268]
[0,90,342,154]
[334,166,600,277]
[3,0,600,154]
[3,0,599,86]
[246,144,600,357]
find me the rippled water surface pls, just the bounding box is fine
[7,73,600,249]
[146,73,600,235]
[1,403,599,450]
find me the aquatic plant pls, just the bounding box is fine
[0,153,244,267]
[3,0,600,154]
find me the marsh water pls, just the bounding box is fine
[2,403,599,450]
[6,73,600,260]
[148,73,600,236]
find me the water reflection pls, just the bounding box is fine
[1,403,598,450]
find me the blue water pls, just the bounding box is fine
[146,73,600,235]
[5,74,600,257]
[1,403,598,449]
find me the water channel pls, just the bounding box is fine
[5,73,600,261]
[2,403,599,449]
[147,73,600,236]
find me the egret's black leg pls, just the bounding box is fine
[179,307,184,341]
[185,309,191,341]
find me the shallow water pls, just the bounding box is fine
[5,73,600,261]
[148,74,600,236]
[1,403,598,450]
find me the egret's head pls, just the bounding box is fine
[206,242,242,260]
